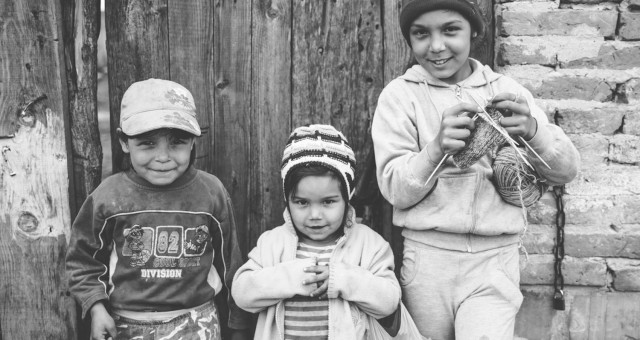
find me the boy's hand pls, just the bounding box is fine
[303,264,330,299]
[491,92,537,140]
[89,302,116,340]
[431,102,480,159]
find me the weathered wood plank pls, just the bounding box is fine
[105,0,170,172]
[0,0,76,338]
[167,0,215,174]
[212,0,253,254]
[291,0,383,182]
[250,0,292,243]
[63,0,102,216]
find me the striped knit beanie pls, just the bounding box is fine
[281,124,356,199]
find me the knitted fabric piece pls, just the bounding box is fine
[492,146,549,208]
[453,106,506,169]
[281,124,356,198]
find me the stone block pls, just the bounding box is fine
[525,76,616,101]
[496,36,603,66]
[567,164,640,196]
[522,224,556,255]
[565,225,640,258]
[608,258,640,291]
[620,79,640,105]
[624,111,640,135]
[564,195,640,225]
[527,192,557,225]
[520,255,607,286]
[564,42,640,69]
[499,8,617,37]
[608,134,640,164]
[568,134,609,167]
[620,12,640,40]
[556,106,624,134]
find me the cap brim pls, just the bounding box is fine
[121,109,201,136]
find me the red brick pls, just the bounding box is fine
[608,259,640,291]
[499,9,617,37]
[620,12,640,41]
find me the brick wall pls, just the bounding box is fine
[495,0,640,338]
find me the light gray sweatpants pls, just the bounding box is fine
[400,240,523,340]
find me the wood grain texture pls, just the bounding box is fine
[0,1,76,338]
[64,0,102,216]
[213,0,253,255]
[250,0,292,243]
[105,0,170,172]
[291,0,383,183]
[168,0,215,173]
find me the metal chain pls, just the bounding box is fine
[552,185,566,310]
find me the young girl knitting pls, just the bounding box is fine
[371,0,579,338]
[232,124,403,340]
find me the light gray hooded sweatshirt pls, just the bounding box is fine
[372,59,579,253]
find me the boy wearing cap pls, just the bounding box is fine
[66,79,252,340]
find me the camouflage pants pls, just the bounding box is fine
[113,301,221,340]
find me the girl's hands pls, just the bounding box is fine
[303,264,330,299]
[89,302,116,340]
[431,102,480,160]
[490,92,537,140]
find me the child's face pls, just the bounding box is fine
[120,129,195,186]
[409,9,473,84]
[288,175,346,246]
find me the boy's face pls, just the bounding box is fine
[409,9,473,84]
[288,175,346,246]
[120,129,195,186]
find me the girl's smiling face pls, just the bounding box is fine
[288,175,346,246]
[409,9,474,85]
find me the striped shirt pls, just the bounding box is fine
[283,240,340,340]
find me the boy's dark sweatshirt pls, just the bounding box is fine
[66,166,252,332]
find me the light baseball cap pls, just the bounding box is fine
[119,78,201,136]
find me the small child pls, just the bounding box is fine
[66,79,252,340]
[232,124,402,339]
[372,0,580,339]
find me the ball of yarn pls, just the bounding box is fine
[492,146,548,208]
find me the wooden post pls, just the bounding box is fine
[63,0,103,216]
[250,0,292,242]
[0,0,78,339]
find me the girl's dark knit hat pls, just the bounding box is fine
[399,0,485,46]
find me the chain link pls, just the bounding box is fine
[552,185,566,310]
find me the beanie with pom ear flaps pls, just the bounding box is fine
[281,124,356,201]
[399,0,485,47]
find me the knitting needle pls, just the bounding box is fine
[518,136,551,169]
[468,96,534,170]
[424,113,479,185]
[469,96,551,170]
